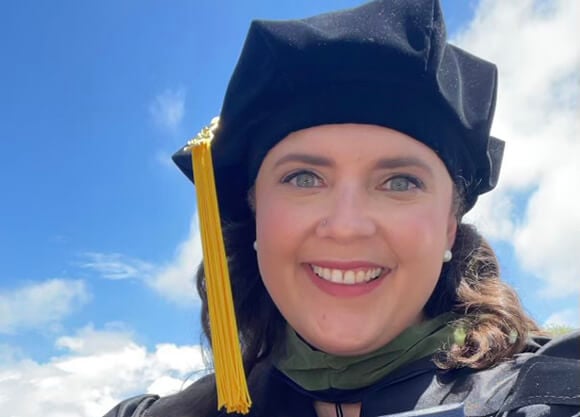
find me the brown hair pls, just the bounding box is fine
[427,222,541,369]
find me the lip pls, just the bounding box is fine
[303,263,389,298]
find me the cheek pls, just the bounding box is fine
[254,193,313,280]
[386,204,450,262]
[381,206,450,315]
[256,196,304,244]
[254,193,317,318]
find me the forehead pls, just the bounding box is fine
[262,123,449,172]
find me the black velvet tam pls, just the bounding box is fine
[173,0,504,222]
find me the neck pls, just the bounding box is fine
[275,312,459,393]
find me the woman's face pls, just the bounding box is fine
[254,124,457,356]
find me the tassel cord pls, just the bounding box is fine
[188,123,251,414]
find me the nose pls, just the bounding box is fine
[316,185,377,241]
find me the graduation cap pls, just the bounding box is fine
[173,0,504,413]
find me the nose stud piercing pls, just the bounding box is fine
[443,250,453,262]
[320,219,328,226]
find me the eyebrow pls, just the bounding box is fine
[273,153,433,175]
[273,153,334,168]
[373,157,433,175]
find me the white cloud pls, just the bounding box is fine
[80,218,202,306]
[0,325,207,417]
[55,322,135,355]
[0,279,89,334]
[150,88,186,131]
[79,252,156,281]
[513,163,580,297]
[543,308,580,329]
[459,0,580,298]
[148,219,203,306]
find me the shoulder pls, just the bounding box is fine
[497,330,580,416]
[101,394,160,417]
[451,330,580,416]
[101,374,218,417]
[100,361,275,417]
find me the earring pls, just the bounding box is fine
[443,249,452,262]
[253,241,257,251]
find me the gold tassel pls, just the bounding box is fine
[185,117,251,414]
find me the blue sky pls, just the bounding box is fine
[1,1,578,416]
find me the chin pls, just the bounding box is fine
[301,314,423,356]
[306,333,382,357]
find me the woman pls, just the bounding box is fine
[104,0,579,416]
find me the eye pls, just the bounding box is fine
[382,175,422,192]
[282,170,324,188]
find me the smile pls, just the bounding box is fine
[310,264,384,285]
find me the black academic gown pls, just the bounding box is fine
[103,331,580,417]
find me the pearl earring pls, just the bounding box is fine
[443,249,452,262]
[253,241,258,251]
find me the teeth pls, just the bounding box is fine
[343,270,355,284]
[331,269,342,283]
[311,265,383,285]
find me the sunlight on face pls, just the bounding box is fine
[254,124,457,355]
